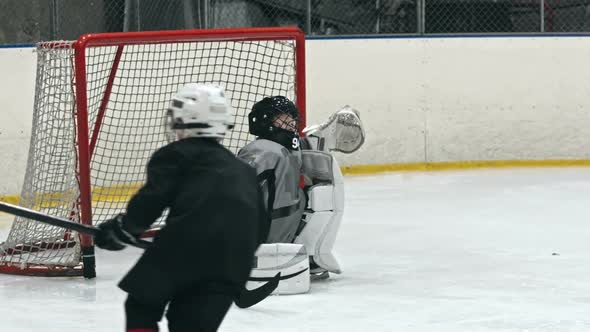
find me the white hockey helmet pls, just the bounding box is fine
[165,83,234,141]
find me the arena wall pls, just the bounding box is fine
[1,36,590,196]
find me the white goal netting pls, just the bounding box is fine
[0,28,304,277]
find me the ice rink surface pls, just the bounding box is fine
[2,168,590,331]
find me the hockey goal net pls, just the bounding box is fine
[0,27,305,278]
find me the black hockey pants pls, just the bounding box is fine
[125,292,234,332]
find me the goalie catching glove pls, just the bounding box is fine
[95,214,142,251]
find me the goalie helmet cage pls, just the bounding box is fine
[0,27,306,278]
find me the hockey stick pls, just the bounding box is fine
[0,201,151,249]
[235,272,281,308]
[0,201,279,308]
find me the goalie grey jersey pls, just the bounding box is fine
[238,138,305,243]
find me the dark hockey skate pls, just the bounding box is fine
[309,259,330,281]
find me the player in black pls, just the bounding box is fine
[95,83,269,332]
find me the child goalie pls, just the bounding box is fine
[94,83,269,332]
[238,96,365,285]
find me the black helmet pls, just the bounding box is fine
[248,96,300,150]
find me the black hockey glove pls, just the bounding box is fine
[95,214,140,251]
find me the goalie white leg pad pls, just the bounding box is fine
[296,209,343,274]
[295,154,345,274]
[247,243,310,295]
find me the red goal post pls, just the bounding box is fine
[0,27,306,278]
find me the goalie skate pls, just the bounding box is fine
[310,259,330,281]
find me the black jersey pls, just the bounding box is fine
[117,137,269,304]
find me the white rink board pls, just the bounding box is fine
[3,36,590,195]
[2,169,590,331]
[306,36,590,166]
[0,47,36,195]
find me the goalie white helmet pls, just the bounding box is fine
[165,83,234,141]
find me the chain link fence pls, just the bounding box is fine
[2,0,590,45]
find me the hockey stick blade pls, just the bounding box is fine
[247,267,308,282]
[235,272,281,309]
[0,201,151,249]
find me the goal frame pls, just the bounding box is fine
[0,26,306,278]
